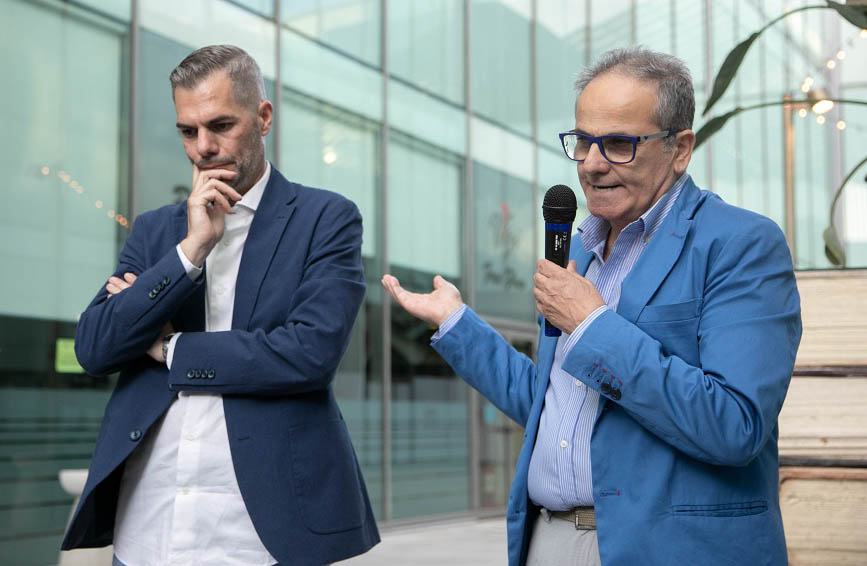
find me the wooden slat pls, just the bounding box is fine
[780,468,867,565]
[778,377,867,462]
[795,270,867,367]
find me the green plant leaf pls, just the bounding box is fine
[695,108,742,148]
[823,225,846,267]
[703,33,760,116]
[826,1,867,29]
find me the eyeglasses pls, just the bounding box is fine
[558,129,680,165]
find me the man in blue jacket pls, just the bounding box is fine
[65,45,379,565]
[382,47,800,566]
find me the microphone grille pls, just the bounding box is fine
[542,184,577,223]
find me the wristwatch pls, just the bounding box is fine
[162,333,176,364]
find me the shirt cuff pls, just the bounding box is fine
[431,304,468,344]
[562,305,610,353]
[166,332,182,369]
[176,244,203,282]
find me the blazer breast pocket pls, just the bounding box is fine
[636,298,702,323]
[635,299,702,366]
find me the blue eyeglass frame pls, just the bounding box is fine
[558,129,681,164]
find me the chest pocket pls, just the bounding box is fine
[635,298,702,366]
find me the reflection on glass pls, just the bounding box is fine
[473,162,536,322]
[0,1,127,564]
[281,0,381,68]
[470,0,532,136]
[388,132,468,519]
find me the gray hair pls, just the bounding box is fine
[575,46,694,148]
[170,45,266,111]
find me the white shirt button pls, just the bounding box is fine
[215,286,225,296]
[180,486,190,495]
[222,238,232,247]
[560,440,568,448]
[185,431,197,441]
[574,380,584,387]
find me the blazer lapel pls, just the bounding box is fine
[232,169,298,330]
[615,179,702,324]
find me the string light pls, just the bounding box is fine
[836,120,846,130]
[826,59,836,69]
[836,50,846,60]
[861,29,867,39]
[40,164,130,229]
[798,108,808,118]
[816,115,826,125]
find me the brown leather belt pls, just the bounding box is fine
[549,507,596,530]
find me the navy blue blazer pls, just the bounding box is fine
[434,178,801,565]
[64,167,380,565]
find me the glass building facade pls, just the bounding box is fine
[1,0,865,563]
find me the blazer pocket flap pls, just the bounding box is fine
[637,298,702,323]
[672,500,768,517]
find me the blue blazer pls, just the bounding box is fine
[64,168,380,565]
[433,177,801,566]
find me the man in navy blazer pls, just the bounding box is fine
[383,47,800,565]
[64,45,379,565]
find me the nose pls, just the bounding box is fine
[579,141,610,175]
[196,129,219,158]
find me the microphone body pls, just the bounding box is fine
[542,185,578,337]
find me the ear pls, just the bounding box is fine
[672,129,695,176]
[257,100,273,136]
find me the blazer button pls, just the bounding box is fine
[162,276,170,285]
[129,429,142,441]
[611,388,622,400]
[207,369,215,379]
[148,290,157,299]
[187,370,195,379]
[601,382,612,395]
[194,369,202,378]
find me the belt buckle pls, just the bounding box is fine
[573,508,595,530]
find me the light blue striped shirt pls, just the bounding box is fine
[435,173,688,511]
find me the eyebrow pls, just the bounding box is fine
[175,115,237,130]
[569,128,631,137]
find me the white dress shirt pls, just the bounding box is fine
[114,162,277,566]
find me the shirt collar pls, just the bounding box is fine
[235,161,271,213]
[577,172,689,254]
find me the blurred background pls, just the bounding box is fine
[1,0,865,564]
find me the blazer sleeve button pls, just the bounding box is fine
[601,382,612,395]
[129,429,142,441]
[162,276,171,285]
[207,369,215,379]
[611,388,621,401]
[187,370,195,379]
[148,290,157,299]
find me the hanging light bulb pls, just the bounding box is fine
[798,108,808,118]
[836,120,846,130]
[836,50,846,60]
[816,115,826,125]
[826,59,836,69]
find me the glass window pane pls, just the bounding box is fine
[388,0,464,105]
[473,162,536,321]
[470,0,532,136]
[281,0,381,68]
[387,133,468,519]
[589,0,632,60]
[536,0,587,152]
[0,1,127,563]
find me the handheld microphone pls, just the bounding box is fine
[542,184,578,337]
